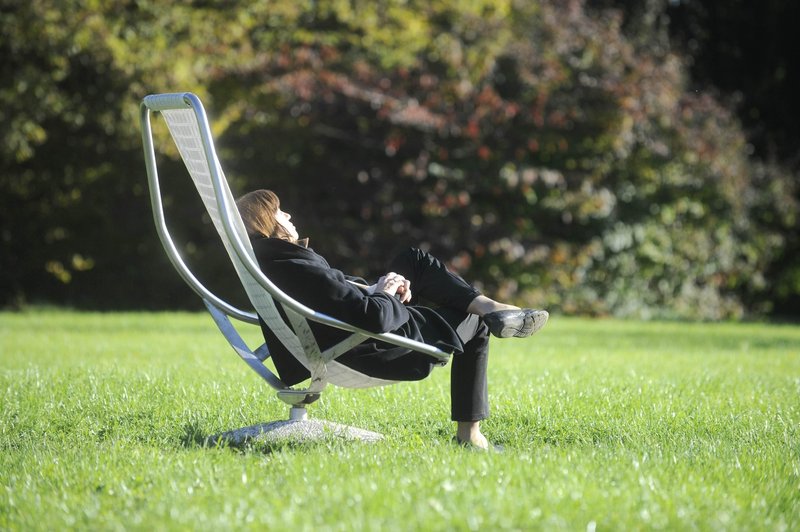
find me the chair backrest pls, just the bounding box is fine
[140,92,450,392]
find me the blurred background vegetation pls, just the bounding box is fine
[1,0,797,320]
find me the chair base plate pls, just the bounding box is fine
[207,419,384,447]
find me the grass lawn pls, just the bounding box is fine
[1,310,798,530]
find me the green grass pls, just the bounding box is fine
[1,311,798,531]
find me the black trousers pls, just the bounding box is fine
[387,248,490,422]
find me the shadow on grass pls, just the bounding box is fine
[180,420,209,448]
[179,420,379,454]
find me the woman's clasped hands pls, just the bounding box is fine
[372,272,412,303]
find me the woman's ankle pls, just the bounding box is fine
[456,421,489,448]
[466,295,519,317]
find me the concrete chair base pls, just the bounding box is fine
[207,407,384,447]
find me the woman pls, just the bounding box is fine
[236,189,548,450]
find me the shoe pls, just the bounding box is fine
[454,436,504,453]
[483,309,549,338]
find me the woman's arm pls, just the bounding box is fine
[269,261,411,334]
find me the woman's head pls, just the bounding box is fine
[236,189,299,242]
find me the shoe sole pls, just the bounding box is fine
[496,310,549,338]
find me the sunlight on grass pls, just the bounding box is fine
[1,311,798,530]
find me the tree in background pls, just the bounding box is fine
[589,0,800,315]
[1,0,796,319]
[0,1,268,308]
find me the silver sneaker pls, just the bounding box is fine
[483,309,549,338]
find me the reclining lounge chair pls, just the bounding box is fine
[139,92,451,444]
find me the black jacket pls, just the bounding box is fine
[251,237,462,386]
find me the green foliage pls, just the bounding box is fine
[1,311,798,529]
[1,1,797,318]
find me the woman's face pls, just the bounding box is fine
[276,208,299,240]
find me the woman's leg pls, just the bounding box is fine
[386,248,481,311]
[448,313,489,421]
[436,308,493,449]
[386,247,518,311]
[387,248,545,448]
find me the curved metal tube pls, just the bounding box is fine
[139,99,259,325]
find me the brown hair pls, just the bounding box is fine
[236,189,296,242]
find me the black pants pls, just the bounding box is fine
[387,248,490,422]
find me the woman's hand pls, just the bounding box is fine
[373,272,412,304]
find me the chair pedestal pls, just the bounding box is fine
[207,407,384,448]
[290,405,308,420]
